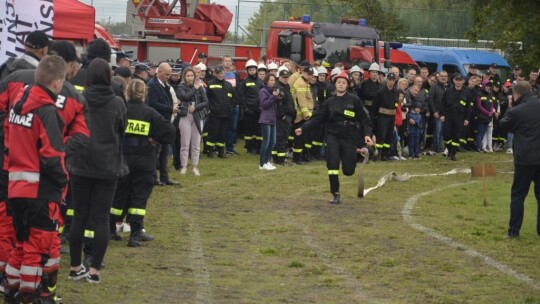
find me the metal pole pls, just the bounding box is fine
[262,0,267,49]
[235,1,240,44]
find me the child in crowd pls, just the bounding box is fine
[407,102,424,159]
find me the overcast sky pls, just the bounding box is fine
[79,0,258,28]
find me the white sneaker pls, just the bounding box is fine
[115,222,123,233]
[261,163,275,170]
[193,168,200,176]
[123,223,131,233]
[398,156,407,161]
[266,162,276,169]
[180,167,187,174]
[391,156,399,160]
[506,148,513,154]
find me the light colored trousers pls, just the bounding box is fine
[179,113,202,166]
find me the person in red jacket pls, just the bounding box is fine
[0,42,89,299]
[3,55,68,304]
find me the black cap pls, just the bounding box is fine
[485,70,492,76]
[214,65,225,73]
[116,52,132,62]
[279,69,290,78]
[115,67,132,78]
[25,31,49,49]
[150,62,159,68]
[49,41,79,63]
[470,64,478,69]
[452,73,464,81]
[514,65,521,70]
[386,72,396,80]
[303,66,314,75]
[171,68,182,75]
[134,64,150,73]
[176,58,183,64]
[490,63,497,68]
[86,39,111,62]
[299,60,311,67]
[198,52,207,58]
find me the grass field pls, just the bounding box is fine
[57,147,540,304]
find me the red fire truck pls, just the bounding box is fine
[119,0,418,74]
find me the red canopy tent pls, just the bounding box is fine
[53,0,95,43]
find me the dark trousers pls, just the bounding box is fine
[408,132,421,157]
[208,116,230,153]
[274,116,292,163]
[508,165,540,237]
[69,175,118,270]
[292,120,307,161]
[226,105,239,152]
[154,143,170,182]
[375,115,394,156]
[110,154,154,235]
[172,115,181,169]
[443,114,464,155]
[326,132,357,194]
[243,110,261,152]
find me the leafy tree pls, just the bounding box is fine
[339,0,404,41]
[466,0,540,71]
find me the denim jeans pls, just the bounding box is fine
[507,132,514,149]
[260,123,276,166]
[433,117,443,152]
[226,105,239,152]
[475,122,489,151]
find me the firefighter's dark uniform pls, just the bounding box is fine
[110,100,175,246]
[273,80,295,165]
[372,85,398,160]
[239,74,262,153]
[440,84,471,160]
[206,78,235,158]
[292,76,314,164]
[359,78,381,114]
[310,79,328,159]
[300,91,371,200]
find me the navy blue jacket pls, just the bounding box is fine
[146,76,174,121]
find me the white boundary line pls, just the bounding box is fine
[402,182,540,290]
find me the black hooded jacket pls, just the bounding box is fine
[68,85,127,179]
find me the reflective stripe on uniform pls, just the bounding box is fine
[375,143,384,149]
[44,258,60,268]
[66,209,74,216]
[84,230,94,238]
[110,208,123,216]
[383,143,391,148]
[20,265,42,276]
[304,144,312,149]
[128,208,146,216]
[227,93,233,98]
[312,141,323,146]
[328,170,339,175]
[277,152,286,157]
[125,119,151,136]
[209,85,222,89]
[9,171,39,183]
[74,85,85,93]
[271,151,277,155]
[255,136,263,141]
[206,142,216,147]
[216,142,225,147]
[292,148,302,153]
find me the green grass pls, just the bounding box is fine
[57,146,540,303]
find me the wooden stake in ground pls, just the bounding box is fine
[470,164,496,207]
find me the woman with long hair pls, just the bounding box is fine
[176,67,209,175]
[68,58,127,283]
[258,73,279,170]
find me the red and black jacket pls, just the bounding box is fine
[6,84,67,202]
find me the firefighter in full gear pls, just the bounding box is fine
[360,63,382,114]
[292,66,316,164]
[239,59,262,154]
[311,66,329,160]
[440,73,471,161]
[4,56,68,304]
[109,79,175,247]
[372,72,399,161]
[295,72,373,204]
[206,66,235,158]
[272,69,296,165]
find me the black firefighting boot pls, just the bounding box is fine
[217,147,228,158]
[329,193,341,204]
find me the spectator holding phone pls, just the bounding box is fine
[258,74,279,170]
